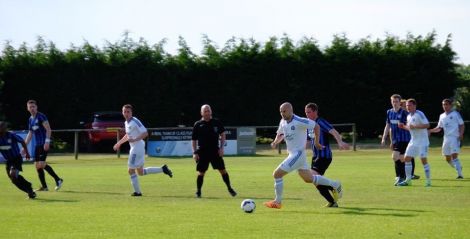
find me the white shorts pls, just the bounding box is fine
[128,146,145,169]
[405,144,429,158]
[442,137,460,156]
[277,150,309,173]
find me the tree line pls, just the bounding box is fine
[0,32,467,137]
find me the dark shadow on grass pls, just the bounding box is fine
[328,206,429,217]
[33,198,79,203]
[279,206,429,217]
[432,178,470,182]
[61,190,123,196]
[158,195,302,200]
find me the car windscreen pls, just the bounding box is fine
[94,113,123,122]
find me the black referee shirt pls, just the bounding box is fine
[192,118,225,150]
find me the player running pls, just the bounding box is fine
[305,103,349,207]
[264,102,342,209]
[0,121,36,199]
[113,104,173,196]
[429,98,465,179]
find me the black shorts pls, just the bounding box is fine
[196,149,226,172]
[6,156,23,173]
[392,142,409,155]
[311,157,332,175]
[34,145,48,162]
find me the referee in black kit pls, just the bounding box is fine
[191,104,237,198]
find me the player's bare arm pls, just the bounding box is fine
[43,120,52,151]
[271,134,284,149]
[113,134,129,151]
[219,132,226,157]
[329,128,350,150]
[381,123,390,146]
[313,124,324,149]
[192,140,199,161]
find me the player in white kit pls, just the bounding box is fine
[429,99,465,179]
[113,104,173,196]
[264,102,342,209]
[398,99,432,187]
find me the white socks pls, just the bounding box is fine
[274,178,283,203]
[423,163,431,180]
[405,162,413,181]
[130,174,141,193]
[313,175,337,187]
[143,167,163,175]
[453,158,463,177]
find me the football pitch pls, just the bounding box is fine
[1,147,469,238]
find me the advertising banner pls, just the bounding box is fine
[147,128,248,157]
[0,131,34,163]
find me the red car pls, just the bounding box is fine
[80,111,125,151]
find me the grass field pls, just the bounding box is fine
[1,147,470,238]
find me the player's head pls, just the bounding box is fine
[405,98,417,112]
[122,104,133,120]
[442,98,453,112]
[280,102,293,121]
[400,99,406,110]
[390,94,402,109]
[0,121,7,135]
[304,103,318,120]
[200,104,212,121]
[26,99,38,115]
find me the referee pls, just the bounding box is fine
[191,104,237,198]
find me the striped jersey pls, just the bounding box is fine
[277,114,317,153]
[308,117,333,159]
[407,110,430,146]
[0,132,24,159]
[125,117,147,148]
[437,110,464,138]
[386,108,411,143]
[28,112,49,145]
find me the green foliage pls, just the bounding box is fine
[256,136,273,144]
[454,64,470,119]
[0,33,459,136]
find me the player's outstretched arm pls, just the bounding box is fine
[329,129,350,150]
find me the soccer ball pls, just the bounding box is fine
[240,199,256,213]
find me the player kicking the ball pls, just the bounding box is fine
[264,102,343,209]
[113,104,173,196]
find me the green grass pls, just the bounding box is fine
[1,147,470,238]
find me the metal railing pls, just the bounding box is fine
[32,123,357,159]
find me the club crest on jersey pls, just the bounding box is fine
[213,127,218,133]
[7,139,12,144]
[32,126,39,131]
[291,126,295,130]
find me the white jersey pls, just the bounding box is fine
[277,114,317,153]
[437,111,464,138]
[125,117,147,148]
[407,110,429,146]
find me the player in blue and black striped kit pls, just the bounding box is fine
[305,103,350,207]
[0,121,36,199]
[24,100,63,192]
[381,94,419,186]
